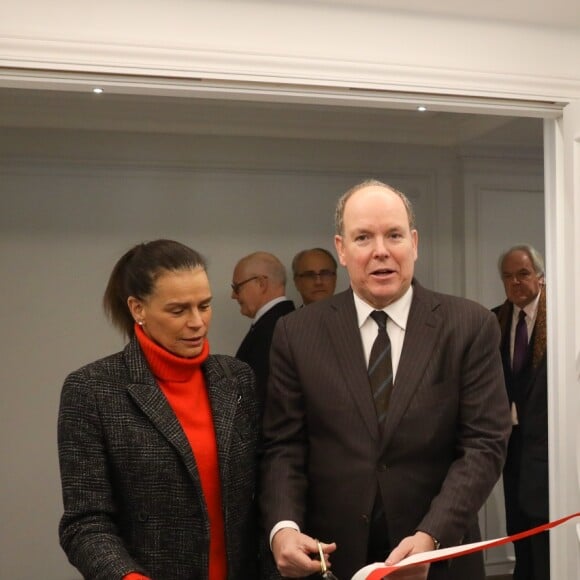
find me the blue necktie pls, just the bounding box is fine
[368,311,394,429]
[512,310,528,375]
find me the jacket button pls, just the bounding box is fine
[361,514,370,524]
[137,511,149,522]
[378,464,387,472]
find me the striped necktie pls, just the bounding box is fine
[368,310,394,429]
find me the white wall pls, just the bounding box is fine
[0,127,544,578]
[0,129,476,579]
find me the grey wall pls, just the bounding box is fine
[0,129,543,579]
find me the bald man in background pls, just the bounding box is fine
[232,252,295,400]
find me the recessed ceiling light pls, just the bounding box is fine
[92,87,104,94]
[417,105,427,112]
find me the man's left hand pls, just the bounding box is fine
[383,531,433,579]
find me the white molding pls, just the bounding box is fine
[0,155,443,177]
[0,37,578,109]
[461,155,544,175]
[460,146,544,164]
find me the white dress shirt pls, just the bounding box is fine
[253,296,290,324]
[353,285,413,381]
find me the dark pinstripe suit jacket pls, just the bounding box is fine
[58,336,264,580]
[260,282,511,580]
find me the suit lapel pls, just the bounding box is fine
[326,290,380,440]
[123,339,203,488]
[381,284,441,448]
[203,358,238,492]
[496,299,514,379]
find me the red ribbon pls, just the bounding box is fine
[364,512,580,579]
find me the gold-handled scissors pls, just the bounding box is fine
[317,540,339,579]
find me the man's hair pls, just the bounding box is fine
[237,251,287,286]
[334,178,416,235]
[497,244,545,278]
[291,248,337,277]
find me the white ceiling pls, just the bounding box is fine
[0,87,543,149]
[325,0,580,29]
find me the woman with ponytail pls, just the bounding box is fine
[57,239,273,580]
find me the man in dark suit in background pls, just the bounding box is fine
[260,179,511,580]
[232,251,295,400]
[493,245,549,580]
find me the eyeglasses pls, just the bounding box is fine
[501,270,536,282]
[295,269,336,281]
[231,275,260,294]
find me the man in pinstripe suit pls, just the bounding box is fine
[260,180,511,580]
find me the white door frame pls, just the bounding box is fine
[543,104,580,580]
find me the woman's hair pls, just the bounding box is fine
[103,239,207,338]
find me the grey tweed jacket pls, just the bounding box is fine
[58,336,264,580]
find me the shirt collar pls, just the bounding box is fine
[513,287,542,321]
[353,285,414,331]
[253,296,288,323]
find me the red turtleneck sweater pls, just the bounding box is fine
[124,326,227,580]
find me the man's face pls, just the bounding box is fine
[335,185,418,309]
[294,251,337,305]
[501,250,543,308]
[231,264,264,319]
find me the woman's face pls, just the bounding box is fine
[128,267,212,358]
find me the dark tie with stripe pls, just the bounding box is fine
[368,310,394,430]
[512,309,528,375]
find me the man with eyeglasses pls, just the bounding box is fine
[493,245,549,580]
[260,180,510,580]
[292,248,338,306]
[231,251,294,400]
